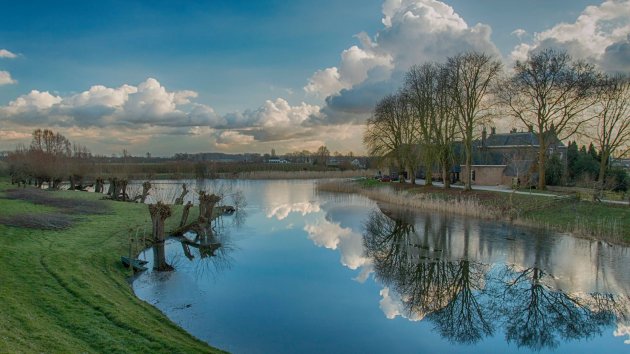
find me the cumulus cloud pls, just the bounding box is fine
[0,70,16,85]
[214,130,255,148]
[0,78,222,128]
[511,29,527,40]
[0,49,17,58]
[509,0,630,73]
[305,0,500,126]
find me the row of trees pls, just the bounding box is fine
[365,49,630,190]
[7,129,92,188]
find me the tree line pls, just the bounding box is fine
[365,48,630,191]
[7,129,92,189]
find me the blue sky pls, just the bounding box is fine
[1,0,628,155]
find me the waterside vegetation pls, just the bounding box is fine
[317,178,630,245]
[0,180,221,353]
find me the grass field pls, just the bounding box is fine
[0,181,221,353]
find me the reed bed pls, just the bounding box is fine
[316,180,501,219]
[515,215,627,245]
[236,169,376,180]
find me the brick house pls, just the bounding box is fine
[460,127,567,187]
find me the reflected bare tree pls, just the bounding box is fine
[363,209,628,349]
[364,209,493,344]
[498,266,618,350]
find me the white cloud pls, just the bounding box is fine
[0,78,221,128]
[509,0,630,72]
[0,49,17,59]
[5,90,61,112]
[304,67,346,98]
[511,29,527,40]
[215,130,255,148]
[306,0,500,125]
[0,71,16,85]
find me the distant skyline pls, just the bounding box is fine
[1,0,628,156]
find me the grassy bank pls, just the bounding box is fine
[0,181,221,353]
[318,179,630,245]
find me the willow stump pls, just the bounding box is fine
[140,181,151,203]
[174,183,188,205]
[107,178,117,199]
[118,179,129,201]
[180,201,193,227]
[198,191,221,226]
[95,177,104,193]
[149,202,173,271]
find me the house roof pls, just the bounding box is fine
[485,132,539,147]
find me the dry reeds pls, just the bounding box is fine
[316,180,500,219]
[236,169,376,180]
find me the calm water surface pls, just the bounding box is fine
[132,179,630,353]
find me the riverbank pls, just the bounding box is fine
[317,179,630,246]
[0,181,221,353]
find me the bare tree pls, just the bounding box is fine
[404,64,438,186]
[497,49,599,190]
[315,145,330,166]
[593,75,630,185]
[364,92,416,182]
[447,52,502,191]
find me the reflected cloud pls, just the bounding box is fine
[379,287,423,321]
[304,214,373,283]
[615,323,630,344]
[267,201,321,220]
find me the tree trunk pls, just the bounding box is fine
[180,201,192,227]
[198,191,221,227]
[107,178,117,199]
[442,164,451,189]
[149,202,173,271]
[140,181,151,203]
[94,178,103,193]
[464,141,472,191]
[537,144,546,190]
[174,183,188,205]
[119,179,128,201]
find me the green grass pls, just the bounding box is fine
[0,181,222,353]
[523,201,630,243]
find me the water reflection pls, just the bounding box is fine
[363,208,630,350]
[134,180,630,353]
[147,203,243,279]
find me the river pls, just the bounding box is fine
[132,179,630,353]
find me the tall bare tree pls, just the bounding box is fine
[364,92,416,182]
[593,75,630,185]
[405,63,458,187]
[405,64,437,186]
[497,49,599,190]
[447,52,502,191]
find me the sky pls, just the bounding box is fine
[0,0,629,156]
